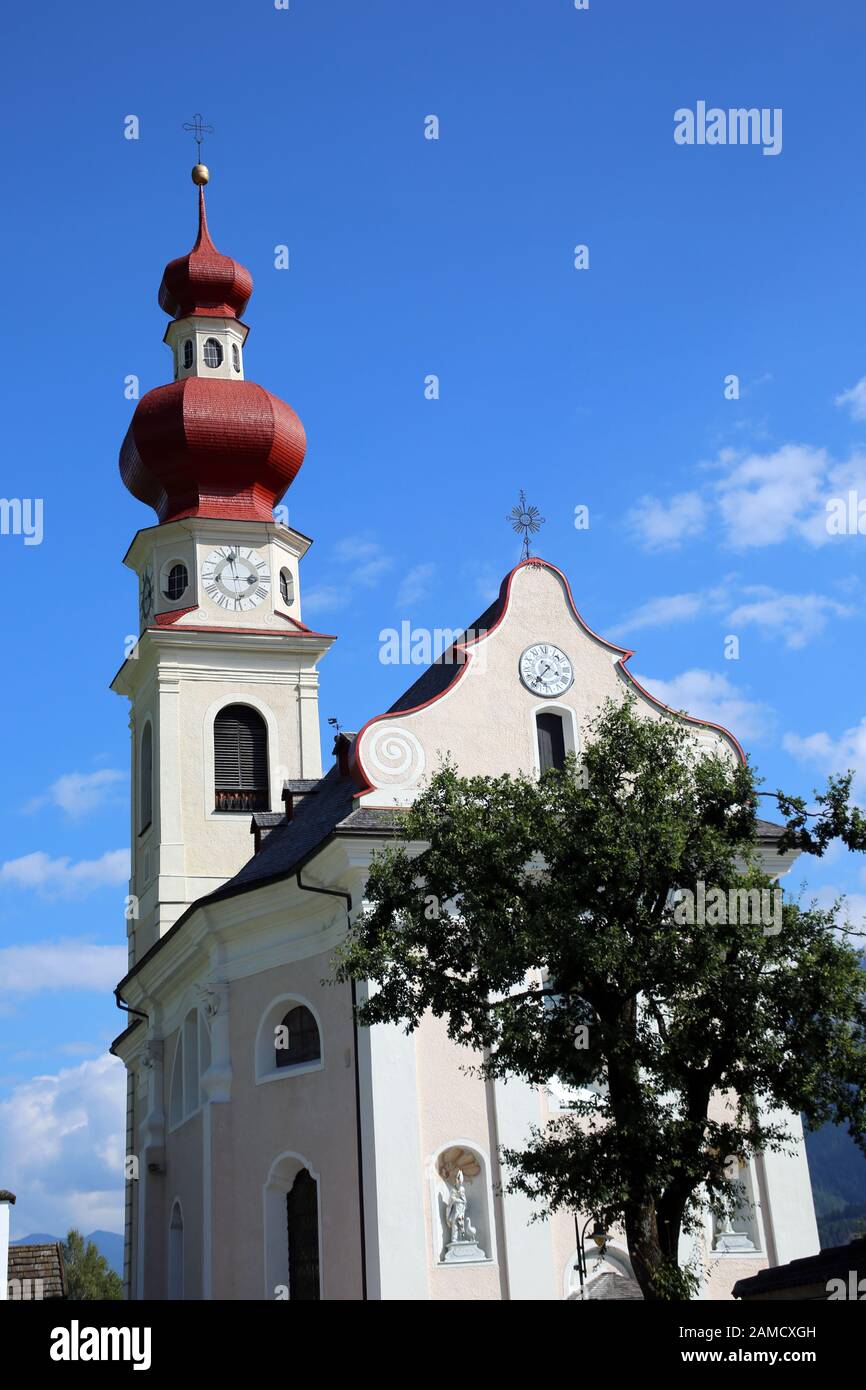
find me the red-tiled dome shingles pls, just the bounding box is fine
[158,187,252,320]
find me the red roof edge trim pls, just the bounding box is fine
[350,557,745,798]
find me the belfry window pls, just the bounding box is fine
[232,343,241,373]
[536,711,566,774]
[203,337,223,368]
[214,703,269,812]
[139,722,153,833]
[279,568,294,606]
[275,1005,321,1069]
[182,339,194,369]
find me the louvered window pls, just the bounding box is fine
[214,704,269,812]
[536,711,566,774]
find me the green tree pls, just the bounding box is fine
[62,1229,123,1300]
[336,699,866,1300]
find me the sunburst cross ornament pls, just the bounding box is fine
[507,490,545,561]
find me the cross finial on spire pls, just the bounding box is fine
[182,112,214,163]
[507,490,545,561]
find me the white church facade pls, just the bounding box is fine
[111,169,820,1301]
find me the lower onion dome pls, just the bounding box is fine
[119,377,307,524]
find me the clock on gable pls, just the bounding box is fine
[201,544,271,613]
[519,643,573,697]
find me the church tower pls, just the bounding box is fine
[112,166,333,966]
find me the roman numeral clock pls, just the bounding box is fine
[201,544,271,613]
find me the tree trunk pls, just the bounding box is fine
[623,1195,668,1301]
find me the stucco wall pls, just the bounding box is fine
[210,956,364,1300]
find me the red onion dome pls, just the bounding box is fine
[119,377,307,524]
[158,187,253,320]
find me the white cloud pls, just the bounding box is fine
[726,589,853,649]
[800,885,866,944]
[0,849,129,899]
[608,592,706,639]
[0,940,126,996]
[25,769,126,818]
[461,562,501,607]
[0,1053,125,1237]
[835,375,866,421]
[396,563,436,608]
[713,443,829,549]
[302,585,348,616]
[332,537,393,587]
[625,491,707,552]
[627,443,866,551]
[634,668,773,742]
[783,716,866,791]
[609,582,850,650]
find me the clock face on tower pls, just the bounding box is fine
[139,567,154,628]
[519,642,573,697]
[201,544,271,612]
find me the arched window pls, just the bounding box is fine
[182,339,194,369]
[214,704,269,812]
[169,1009,211,1128]
[139,723,153,833]
[203,337,223,368]
[536,711,566,773]
[232,343,241,373]
[163,562,188,601]
[279,568,294,606]
[168,1201,184,1300]
[275,1005,321,1069]
[286,1169,320,1300]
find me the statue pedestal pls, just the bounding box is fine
[443,1240,487,1264]
[713,1230,756,1254]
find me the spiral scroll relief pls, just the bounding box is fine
[364,723,426,789]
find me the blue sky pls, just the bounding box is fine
[1,0,865,1235]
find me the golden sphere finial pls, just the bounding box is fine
[191,163,210,186]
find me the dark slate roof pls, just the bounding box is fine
[282,779,322,794]
[733,1236,866,1299]
[224,763,359,894]
[386,591,504,714]
[8,1242,67,1299]
[755,818,789,841]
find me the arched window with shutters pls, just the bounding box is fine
[536,710,567,773]
[214,703,269,812]
[139,722,153,833]
[275,1005,321,1070]
[286,1168,320,1300]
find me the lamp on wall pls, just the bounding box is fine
[573,1214,609,1291]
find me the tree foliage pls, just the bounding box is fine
[336,699,866,1300]
[62,1229,123,1300]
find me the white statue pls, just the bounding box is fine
[445,1170,477,1245]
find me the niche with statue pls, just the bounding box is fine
[432,1145,493,1265]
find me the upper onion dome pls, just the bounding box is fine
[120,173,306,524]
[158,186,253,320]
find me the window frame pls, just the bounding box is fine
[255,994,325,1084]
